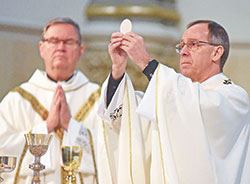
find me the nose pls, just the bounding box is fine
[180,44,189,56]
[56,41,66,50]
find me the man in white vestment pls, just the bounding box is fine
[98,20,250,184]
[0,18,102,184]
[0,17,150,184]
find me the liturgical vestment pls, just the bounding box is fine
[101,64,250,184]
[0,69,100,184]
[98,74,152,184]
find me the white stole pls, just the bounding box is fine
[97,75,148,184]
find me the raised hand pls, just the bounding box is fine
[120,32,152,71]
[109,32,128,79]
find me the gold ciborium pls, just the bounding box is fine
[0,156,17,183]
[24,133,52,184]
[61,146,83,184]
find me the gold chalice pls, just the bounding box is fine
[0,156,17,183]
[61,146,83,184]
[24,133,52,184]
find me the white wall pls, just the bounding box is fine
[2,0,250,42]
[0,0,89,29]
[176,0,250,42]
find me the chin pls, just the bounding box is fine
[53,63,69,71]
[181,70,192,79]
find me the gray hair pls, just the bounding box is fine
[187,20,230,72]
[41,17,82,44]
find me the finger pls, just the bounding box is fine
[60,98,70,116]
[57,85,64,94]
[121,40,131,47]
[53,86,64,110]
[52,85,62,103]
[120,45,129,52]
[59,96,71,130]
[109,41,122,51]
[59,88,69,110]
[111,32,124,38]
[123,35,135,43]
[53,95,61,113]
[60,90,67,106]
[123,32,141,42]
[60,98,67,115]
[110,37,123,45]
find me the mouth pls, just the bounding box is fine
[180,57,191,65]
[180,62,191,66]
[53,54,67,60]
[55,55,65,58]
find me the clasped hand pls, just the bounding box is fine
[47,85,71,133]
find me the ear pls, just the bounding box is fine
[79,45,85,55]
[77,45,85,61]
[212,45,224,63]
[38,41,45,59]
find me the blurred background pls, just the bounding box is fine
[1,0,250,100]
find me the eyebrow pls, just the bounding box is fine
[181,38,199,42]
[44,37,77,40]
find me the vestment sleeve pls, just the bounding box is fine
[199,84,250,157]
[138,63,250,158]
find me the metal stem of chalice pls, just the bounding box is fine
[0,156,17,183]
[61,146,83,184]
[24,133,52,184]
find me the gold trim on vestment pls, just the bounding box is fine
[12,86,101,184]
[102,121,115,184]
[13,142,28,184]
[55,128,64,145]
[155,65,167,184]
[79,173,84,184]
[11,87,48,121]
[125,82,135,184]
[87,129,99,184]
[75,88,101,122]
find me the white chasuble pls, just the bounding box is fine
[137,64,250,184]
[98,74,151,184]
[0,69,101,184]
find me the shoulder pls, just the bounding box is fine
[75,70,100,90]
[218,80,250,105]
[84,82,100,95]
[1,82,30,107]
[87,81,100,88]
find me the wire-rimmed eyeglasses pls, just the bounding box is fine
[175,40,221,54]
[43,37,80,48]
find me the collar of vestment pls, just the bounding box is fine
[201,73,231,90]
[28,69,89,92]
[46,73,74,83]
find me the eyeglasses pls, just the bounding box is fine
[43,37,80,48]
[175,40,220,54]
